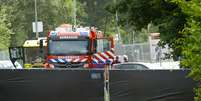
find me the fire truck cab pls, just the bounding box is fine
[46,24,115,68]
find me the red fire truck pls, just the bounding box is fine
[46,25,115,68]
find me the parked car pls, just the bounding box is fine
[113,61,180,70]
[113,62,150,70]
[0,60,22,69]
[150,61,180,69]
[0,60,15,69]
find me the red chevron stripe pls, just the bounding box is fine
[80,58,87,62]
[93,55,101,64]
[94,54,105,63]
[105,51,115,59]
[98,52,107,60]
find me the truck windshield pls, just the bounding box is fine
[24,47,45,63]
[48,40,89,55]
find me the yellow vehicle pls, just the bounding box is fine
[9,38,47,69]
[23,38,47,68]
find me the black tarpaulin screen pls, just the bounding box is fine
[110,70,196,101]
[0,69,104,101]
[0,69,197,101]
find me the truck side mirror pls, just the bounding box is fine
[9,47,24,68]
[39,39,43,49]
[39,39,43,56]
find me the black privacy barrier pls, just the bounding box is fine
[0,69,197,101]
[110,70,197,101]
[0,69,104,101]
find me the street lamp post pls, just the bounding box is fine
[35,0,38,39]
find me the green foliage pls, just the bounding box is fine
[79,0,112,29]
[78,0,125,40]
[170,0,201,100]
[194,87,201,101]
[106,0,186,54]
[0,0,88,47]
[0,0,117,47]
[107,0,201,99]
[0,6,13,50]
[53,0,87,25]
[103,16,116,36]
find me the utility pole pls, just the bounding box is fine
[132,31,135,44]
[115,11,121,44]
[73,0,77,28]
[114,0,121,44]
[35,0,38,39]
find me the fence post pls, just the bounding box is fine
[104,64,110,101]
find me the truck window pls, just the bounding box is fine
[96,39,111,52]
[48,40,89,55]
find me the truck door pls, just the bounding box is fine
[96,38,111,52]
[9,47,25,68]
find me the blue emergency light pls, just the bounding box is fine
[50,31,58,36]
[50,31,58,39]
[80,32,89,36]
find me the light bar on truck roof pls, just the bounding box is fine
[80,32,89,36]
[59,36,78,39]
[49,31,90,39]
[57,32,80,36]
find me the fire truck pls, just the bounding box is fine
[46,24,115,68]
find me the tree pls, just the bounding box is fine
[107,0,201,100]
[0,5,13,50]
[79,0,115,29]
[0,0,88,47]
[170,0,201,100]
[106,0,186,59]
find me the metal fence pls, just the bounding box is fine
[115,43,172,62]
[115,43,151,62]
[0,50,10,60]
